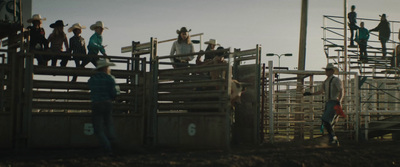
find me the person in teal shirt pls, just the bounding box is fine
[81,21,108,67]
[88,58,120,154]
[355,22,369,62]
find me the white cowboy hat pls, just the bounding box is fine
[90,21,108,30]
[27,14,46,23]
[204,39,220,46]
[323,63,339,75]
[68,23,86,33]
[96,58,115,70]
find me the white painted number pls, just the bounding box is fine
[84,123,94,135]
[188,123,196,136]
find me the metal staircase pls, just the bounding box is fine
[322,15,400,79]
[322,15,400,140]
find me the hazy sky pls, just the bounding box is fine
[31,0,400,71]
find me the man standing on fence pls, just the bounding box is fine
[88,58,120,154]
[303,63,344,146]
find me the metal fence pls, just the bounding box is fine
[261,62,360,143]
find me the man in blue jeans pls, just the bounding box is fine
[88,58,120,154]
[303,63,343,146]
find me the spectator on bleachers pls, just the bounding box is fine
[370,14,391,58]
[170,27,195,68]
[348,5,358,47]
[81,21,108,67]
[48,20,69,67]
[27,14,48,66]
[355,22,369,63]
[68,23,87,82]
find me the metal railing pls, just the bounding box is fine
[322,15,400,79]
[262,62,360,142]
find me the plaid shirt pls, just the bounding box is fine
[88,72,119,102]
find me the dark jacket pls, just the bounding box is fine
[370,20,391,40]
[27,26,48,51]
[348,11,358,30]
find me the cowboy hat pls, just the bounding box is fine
[90,21,108,30]
[176,27,191,34]
[204,39,220,46]
[27,14,46,23]
[50,20,68,28]
[68,23,86,33]
[323,63,339,75]
[96,58,115,70]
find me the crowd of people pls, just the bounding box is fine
[27,14,118,154]
[27,14,108,82]
[348,5,398,65]
[26,14,232,154]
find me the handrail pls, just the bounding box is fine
[121,33,204,53]
[157,33,204,44]
[157,48,230,60]
[31,51,138,60]
[324,15,400,24]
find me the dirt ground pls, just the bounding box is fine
[1,138,400,167]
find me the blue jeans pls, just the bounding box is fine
[92,101,116,152]
[322,100,339,139]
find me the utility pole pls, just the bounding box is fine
[295,0,308,140]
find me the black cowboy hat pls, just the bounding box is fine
[176,27,191,34]
[50,20,68,28]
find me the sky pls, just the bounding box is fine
[27,0,400,71]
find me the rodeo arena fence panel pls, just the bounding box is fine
[3,8,400,150]
[261,62,361,143]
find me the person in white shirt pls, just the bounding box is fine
[170,27,195,68]
[303,63,343,145]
